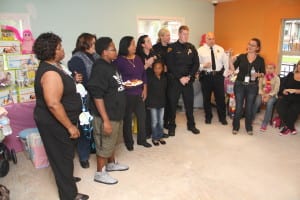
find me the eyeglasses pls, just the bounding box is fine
[107,48,117,52]
[248,43,257,47]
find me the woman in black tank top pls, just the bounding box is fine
[33,33,88,200]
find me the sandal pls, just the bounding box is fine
[152,140,159,146]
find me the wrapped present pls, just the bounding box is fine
[26,132,49,169]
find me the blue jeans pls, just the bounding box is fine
[253,95,277,126]
[232,81,258,132]
[150,108,164,140]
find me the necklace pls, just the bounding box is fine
[127,57,136,68]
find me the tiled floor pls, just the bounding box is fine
[1,109,300,200]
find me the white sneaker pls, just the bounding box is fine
[94,171,118,185]
[106,162,129,172]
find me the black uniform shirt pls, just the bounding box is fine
[165,40,199,81]
[153,42,169,65]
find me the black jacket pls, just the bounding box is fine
[87,58,126,120]
[146,73,167,108]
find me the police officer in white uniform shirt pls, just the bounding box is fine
[198,32,229,125]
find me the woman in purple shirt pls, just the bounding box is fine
[113,36,152,150]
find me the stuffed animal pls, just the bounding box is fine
[1,25,35,54]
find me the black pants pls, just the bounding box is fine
[200,73,226,121]
[167,78,195,131]
[123,95,147,147]
[277,97,300,129]
[164,92,170,127]
[36,120,77,200]
[146,108,152,138]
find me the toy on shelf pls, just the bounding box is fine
[1,25,35,54]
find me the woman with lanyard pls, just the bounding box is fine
[231,38,265,135]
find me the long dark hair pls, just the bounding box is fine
[118,36,134,56]
[136,35,148,57]
[251,38,261,53]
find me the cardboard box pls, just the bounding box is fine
[0,89,17,106]
[5,54,38,70]
[0,40,21,55]
[17,87,35,103]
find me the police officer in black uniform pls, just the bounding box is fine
[165,25,200,136]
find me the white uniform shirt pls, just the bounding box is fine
[197,44,229,76]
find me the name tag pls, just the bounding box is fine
[244,76,250,83]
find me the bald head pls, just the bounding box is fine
[206,32,215,47]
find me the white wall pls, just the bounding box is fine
[1,0,214,61]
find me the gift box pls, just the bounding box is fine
[26,132,49,169]
[5,54,38,70]
[15,68,36,88]
[0,70,15,91]
[0,55,4,71]
[17,87,35,103]
[0,89,17,106]
[0,40,21,55]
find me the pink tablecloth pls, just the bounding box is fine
[3,101,36,152]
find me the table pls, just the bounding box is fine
[3,101,36,152]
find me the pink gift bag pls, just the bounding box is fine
[26,133,49,169]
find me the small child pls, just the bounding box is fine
[253,63,280,131]
[146,60,167,146]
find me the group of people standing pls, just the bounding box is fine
[31,25,300,200]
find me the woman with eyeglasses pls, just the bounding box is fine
[231,38,265,135]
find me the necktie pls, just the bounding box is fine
[211,47,216,71]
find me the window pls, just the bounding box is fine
[137,17,185,44]
[280,19,300,77]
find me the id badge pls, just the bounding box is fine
[244,76,250,83]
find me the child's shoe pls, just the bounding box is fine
[291,129,297,135]
[260,124,267,132]
[279,127,291,136]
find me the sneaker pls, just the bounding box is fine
[260,125,267,132]
[247,131,253,135]
[106,162,129,172]
[279,127,291,136]
[94,171,118,185]
[232,130,238,135]
[291,129,297,135]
